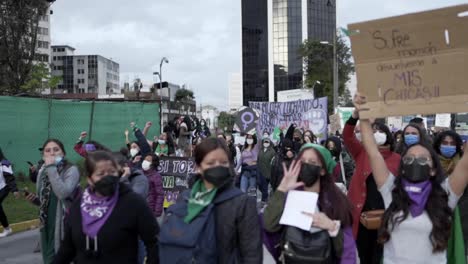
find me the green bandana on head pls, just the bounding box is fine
[184,179,217,223]
[300,143,337,174]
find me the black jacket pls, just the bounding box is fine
[214,187,263,264]
[54,183,159,264]
[185,177,263,263]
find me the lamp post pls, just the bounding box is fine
[320,37,338,112]
[158,57,169,133]
[311,80,321,98]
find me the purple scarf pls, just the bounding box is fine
[402,179,432,218]
[84,144,96,152]
[80,187,119,238]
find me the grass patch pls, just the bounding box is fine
[3,168,89,225]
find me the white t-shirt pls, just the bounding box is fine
[0,163,13,190]
[379,173,460,264]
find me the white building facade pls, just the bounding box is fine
[228,73,243,111]
[51,46,120,95]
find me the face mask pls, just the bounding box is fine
[404,134,419,146]
[84,144,96,152]
[93,175,119,197]
[440,145,456,158]
[298,163,322,187]
[355,132,362,142]
[203,166,232,188]
[402,163,431,183]
[246,139,254,145]
[329,148,339,157]
[158,140,166,145]
[142,160,152,171]
[374,132,387,146]
[294,137,301,142]
[130,148,139,157]
[55,156,63,165]
[263,142,270,148]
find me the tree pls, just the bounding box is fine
[217,111,235,133]
[21,63,61,93]
[0,0,50,95]
[299,33,355,114]
[174,88,195,114]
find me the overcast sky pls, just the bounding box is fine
[51,0,467,110]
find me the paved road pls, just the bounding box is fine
[0,229,276,264]
[0,229,42,264]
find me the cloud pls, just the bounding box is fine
[51,0,241,110]
[50,0,466,109]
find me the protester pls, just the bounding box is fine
[128,122,153,166]
[263,143,356,263]
[292,128,304,153]
[257,136,275,203]
[270,138,296,191]
[343,109,401,264]
[393,130,403,145]
[325,136,354,186]
[113,153,148,199]
[177,116,192,157]
[54,151,159,264]
[153,132,175,157]
[0,147,19,238]
[24,139,80,264]
[395,124,427,155]
[159,138,262,263]
[199,119,211,138]
[409,117,433,144]
[355,93,468,263]
[303,130,317,144]
[73,131,110,158]
[141,154,164,218]
[433,130,468,251]
[240,133,259,195]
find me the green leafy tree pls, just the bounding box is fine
[299,33,355,114]
[0,0,49,95]
[174,88,195,114]
[21,63,61,92]
[217,111,235,132]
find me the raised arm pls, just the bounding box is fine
[355,93,390,188]
[342,111,363,159]
[73,131,88,158]
[133,122,152,157]
[449,142,468,196]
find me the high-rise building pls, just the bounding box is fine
[35,7,52,65]
[51,45,120,95]
[241,0,336,105]
[228,73,243,111]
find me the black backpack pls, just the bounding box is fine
[281,226,332,264]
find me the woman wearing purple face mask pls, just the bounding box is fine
[74,131,110,158]
[356,93,468,264]
[54,151,159,264]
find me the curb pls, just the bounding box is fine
[0,219,39,234]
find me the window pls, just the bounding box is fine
[40,15,49,22]
[77,59,85,65]
[77,69,85,74]
[37,41,49,49]
[38,27,49,35]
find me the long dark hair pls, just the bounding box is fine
[372,121,395,151]
[433,130,463,157]
[378,143,452,252]
[41,139,70,168]
[296,148,353,227]
[243,134,257,150]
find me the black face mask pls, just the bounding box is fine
[402,163,431,183]
[329,148,339,157]
[203,166,232,188]
[93,175,119,196]
[298,163,322,187]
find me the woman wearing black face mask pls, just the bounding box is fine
[54,151,159,264]
[159,138,262,263]
[263,143,356,263]
[270,139,296,191]
[355,93,468,263]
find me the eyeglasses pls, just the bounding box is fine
[402,155,432,166]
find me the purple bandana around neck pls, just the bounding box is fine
[85,144,96,152]
[401,179,432,218]
[80,186,119,238]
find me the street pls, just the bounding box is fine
[0,229,276,264]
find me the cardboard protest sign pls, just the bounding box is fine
[435,113,452,128]
[348,4,468,118]
[250,97,328,141]
[157,157,196,208]
[234,107,259,134]
[329,114,342,134]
